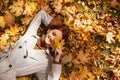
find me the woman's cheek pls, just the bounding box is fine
[45,36,50,44]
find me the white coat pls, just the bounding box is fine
[0,10,62,80]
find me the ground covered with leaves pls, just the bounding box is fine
[0,0,120,80]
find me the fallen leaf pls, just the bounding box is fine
[106,32,115,43]
[110,0,119,8]
[73,50,91,65]
[5,24,20,35]
[0,33,9,50]
[116,34,120,42]
[21,16,33,26]
[52,0,63,13]
[87,72,95,80]
[69,66,89,80]
[4,11,15,25]
[50,37,65,51]
[23,1,37,16]
[9,0,24,16]
[0,16,5,28]
[64,0,73,3]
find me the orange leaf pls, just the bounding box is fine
[73,50,91,65]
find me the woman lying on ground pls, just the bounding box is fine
[0,9,67,80]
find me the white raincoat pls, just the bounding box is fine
[0,10,62,80]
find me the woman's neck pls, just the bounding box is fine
[40,34,49,49]
[34,34,48,50]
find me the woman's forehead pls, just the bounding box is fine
[52,29,63,38]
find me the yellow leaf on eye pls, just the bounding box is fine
[5,24,20,35]
[50,37,65,51]
[116,34,120,42]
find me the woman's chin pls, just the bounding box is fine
[45,40,50,45]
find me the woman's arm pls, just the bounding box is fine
[25,10,53,35]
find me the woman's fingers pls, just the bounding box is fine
[55,46,62,62]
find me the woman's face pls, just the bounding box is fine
[45,29,62,45]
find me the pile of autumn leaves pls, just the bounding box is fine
[0,0,120,80]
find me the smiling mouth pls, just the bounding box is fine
[49,38,54,44]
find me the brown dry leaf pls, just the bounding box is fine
[37,0,46,5]
[52,0,63,13]
[93,51,102,60]
[21,16,33,26]
[73,50,91,65]
[110,0,119,8]
[69,66,89,80]
[112,68,120,79]
[4,11,15,25]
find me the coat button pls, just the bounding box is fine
[23,55,27,58]
[6,56,8,58]
[19,46,22,49]
[9,64,12,68]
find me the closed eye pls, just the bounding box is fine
[52,32,56,36]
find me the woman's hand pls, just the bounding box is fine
[54,46,62,62]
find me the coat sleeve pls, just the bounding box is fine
[25,10,53,35]
[52,64,62,80]
[12,10,53,47]
[48,64,62,80]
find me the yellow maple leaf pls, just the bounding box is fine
[16,76,31,80]
[0,33,9,50]
[50,37,65,51]
[5,24,20,35]
[9,0,24,16]
[23,1,38,16]
[116,34,120,42]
